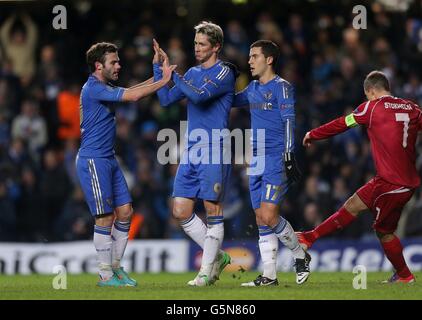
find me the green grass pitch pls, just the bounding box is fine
[0,272,421,300]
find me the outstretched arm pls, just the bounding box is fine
[122,58,176,102]
[171,68,233,104]
[153,63,186,106]
[128,77,154,89]
[303,114,357,146]
[304,100,372,147]
[158,47,234,104]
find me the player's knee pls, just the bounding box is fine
[257,211,277,228]
[204,201,222,216]
[255,215,264,226]
[116,205,133,222]
[172,205,191,221]
[95,213,115,227]
[375,231,394,242]
[204,207,222,217]
[344,195,365,216]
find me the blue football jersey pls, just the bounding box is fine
[234,75,295,156]
[154,61,235,151]
[78,75,124,157]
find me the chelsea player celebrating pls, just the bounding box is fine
[76,42,175,287]
[234,40,311,286]
[153,22,236,286]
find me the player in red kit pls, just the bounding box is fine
[297,71,422,283]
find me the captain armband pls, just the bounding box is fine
[345,114,358,128]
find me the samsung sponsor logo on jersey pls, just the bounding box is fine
[384,102,412,110]
[249,103,273,110]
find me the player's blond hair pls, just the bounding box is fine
[194,21,224,51]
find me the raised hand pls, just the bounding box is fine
[161,61,177,83]
[153,38,163,64]
[158,47,170,64]
[302,131,313,147]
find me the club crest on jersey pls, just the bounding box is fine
[213,183,222,195]
[263,92,273,100]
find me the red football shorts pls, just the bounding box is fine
[356,176,415,234]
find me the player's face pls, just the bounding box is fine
[100,52,121,82]
[194,33,219,64]
[248,47,271,78]
[365,88,375,101]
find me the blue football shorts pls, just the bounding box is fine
[248,154,289,210]
[76,155,132,216]
[173,161,231,202]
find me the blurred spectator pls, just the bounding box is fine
[11,99,47,161]
[0,62,22,120]
[0,112,10,148]
[302,202,323,230]
[39,149,73,240]
[15,165,43,241]
[0,179,16,241]
[63,138,79,186]
[54,186,93,241]
[38,45,61,102]
[167,36,188,74]
[224,20,249,70]
[133,25,154,58]
[401,73,422,106]
[56,82,81,141]
[0,14,38,86]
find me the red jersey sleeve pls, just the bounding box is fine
[352,101,373,125]
[309,116,348,140]
[309,100,376,140]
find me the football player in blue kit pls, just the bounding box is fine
[76,42,175,287]
[153,22,237,286]
[233,40,311,286]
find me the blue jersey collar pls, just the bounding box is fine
[200,59,221,70]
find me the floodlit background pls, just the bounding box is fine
[0,0,421,274]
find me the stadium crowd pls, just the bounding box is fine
[0,0,422,242]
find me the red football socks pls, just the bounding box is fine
[311,206,357,241]
[381,236,412,278]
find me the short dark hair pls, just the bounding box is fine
[250,40,280,72]
[86,42,118,73]
[194,21,224,50]
[364,70,390,92]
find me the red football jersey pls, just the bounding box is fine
[353,95,422,187]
